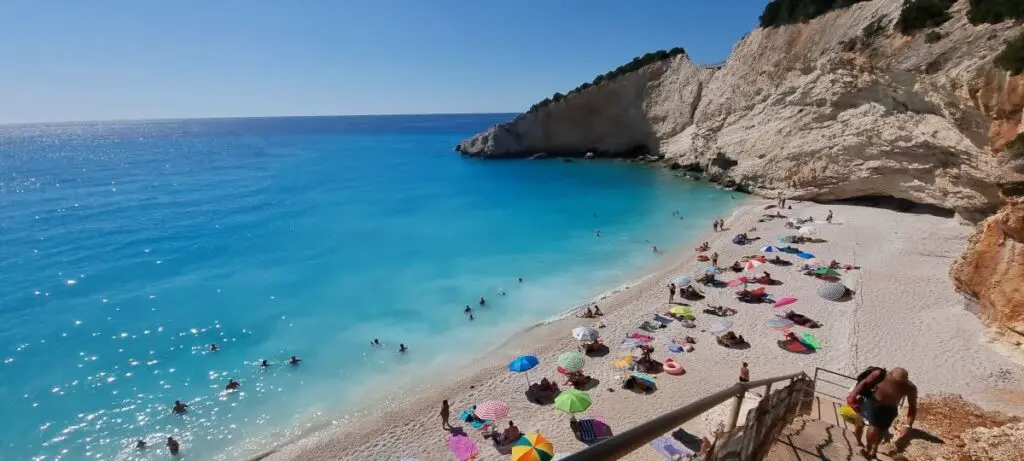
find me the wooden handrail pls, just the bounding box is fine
[559,371,808,460]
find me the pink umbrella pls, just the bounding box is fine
[744,260,763,271]
[447,433,478,461]
[726,277,749,287]
[474,400,510,420]
[774,297,798,308]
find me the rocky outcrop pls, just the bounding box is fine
[900,394,1023,461]
[457,0,1024,220]
[950,200,1024,346]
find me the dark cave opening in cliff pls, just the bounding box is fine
[826,195,956,219]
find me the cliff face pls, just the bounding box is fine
[950,200,1024,346]
[457,0,1024,220]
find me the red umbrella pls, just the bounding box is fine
[726,277,749,287]
[773,297,798,308]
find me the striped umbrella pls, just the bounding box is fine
[817,282,848,301]
[761,245,780,252]
[512,432,554,461]
[707,320,732,334]
[474,400,509,420]
[744,259,763,271]
[557,351,585,372]
[554,389,592,414]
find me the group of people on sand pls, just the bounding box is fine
[711,218,726,232]
[577,304,603,318]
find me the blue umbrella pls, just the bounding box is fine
[672,276,693,287]
[509,355,539,387]
[797,252,816,259]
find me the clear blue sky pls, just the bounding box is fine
[0,0,768,123]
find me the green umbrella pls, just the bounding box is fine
[554,389,592,414]
[815,267,840,277]
[557,351,585,372]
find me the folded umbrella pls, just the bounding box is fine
[773,297,798,308]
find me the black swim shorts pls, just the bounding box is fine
[860,396,898,430]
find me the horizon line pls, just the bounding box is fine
[0,111,523,128]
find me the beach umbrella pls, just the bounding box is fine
[508,355,540,387]
[554,389,592,414]
[701,266,718,274]
[817,282,848,301]
[815,267,840,277]
[744,260,763,271]
[707,320,733,334]
[766,317,794,330]
[557,351,585,372]
[512,432,554,461]
[761,245,780,252]
[571,326,599,342]
[800,332,822,349]
[672,275,693,287]
[798,226,818,235]
[668,305,692,316]
[773,297,798,308]
[475,400,510,420]
[726,276,749,287]
[796,252,816,259]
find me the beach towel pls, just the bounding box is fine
[447,433,478,461]
[797,252,815,259]
[650,436,694,460]
[620,338,644,349]
[777,339,814,354]
[799,332,821,349]
[653,314,673,324]
[457,409,492,431]
[580,417,612,444]
[629,332,654,342]
[667,343,684,353]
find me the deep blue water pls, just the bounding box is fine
[0,115,737,460]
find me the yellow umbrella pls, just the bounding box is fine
[511,432,554,461]
[668,306,692,316]
[613,355,634,371]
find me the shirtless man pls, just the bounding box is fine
[846,367,918,459]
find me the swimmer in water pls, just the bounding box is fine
[289,355,301,365]
[464,305,472,314]
[260,359,269,368]
[166,437,180,455]
[135,439,147,450]
[469,314,474,321]
[210,344,219,352]
[371,338,381,347]
[498,288,506,296]
[225,379,240,391]
[399,344,408,353]
[172,400,188,414]
[518,277,523,283]
[479,297,486,306]
[652,245,659,253]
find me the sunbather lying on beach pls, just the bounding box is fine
[703,305,736,316]
[697,273,717,285]
[577,307,595,318]
[695,242,710,252]
[680,285,704,300]
[717,331,747,348]
[785,311,822,328]
[729,261,743,272]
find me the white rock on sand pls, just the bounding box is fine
[260,201,1024,461]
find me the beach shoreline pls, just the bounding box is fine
[256,199,1024,461]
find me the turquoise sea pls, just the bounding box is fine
[0,115,737,460]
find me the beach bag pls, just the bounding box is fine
[854,366,885,398]
[838,404,860,424]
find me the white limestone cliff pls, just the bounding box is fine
[457,0,1024,221]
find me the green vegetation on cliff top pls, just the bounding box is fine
[995,32,1024,75]
[525,47,686,114]
[758,0,870,28]
[968,0,1024,24]
[896,0,954,34]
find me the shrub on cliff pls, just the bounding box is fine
[896,0,955,34]
[525,47,687,114]
[1007,132,1024,160]
[995,32,1024,75]
[968,0,1024,24]
[925,30,944,43]
[759,0,870,28]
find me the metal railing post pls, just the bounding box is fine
[725,390,744,432]
[762,382,773,401]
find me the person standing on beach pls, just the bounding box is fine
[712,220,719,232]
[440,400,451,430]
[739,362,750,382]
[711,252,719,268]
[667,282,677,304]
[718,218,725,231]
[826,210,833,224]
